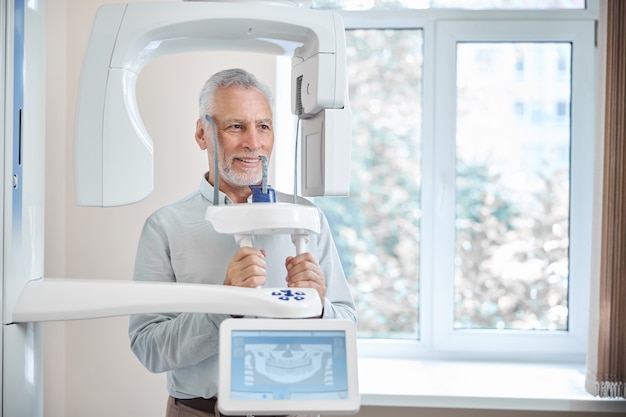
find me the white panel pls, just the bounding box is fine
[300,107,351,196]
[0,0,6,413]
[3,0,45,416]
[72,3,126,207]
[102,69,153,206]
[3,323,42,417]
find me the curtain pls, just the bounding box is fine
[585,0,626,399]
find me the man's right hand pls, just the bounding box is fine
[224,247,267,288]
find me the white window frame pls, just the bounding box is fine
[431,19,596,360]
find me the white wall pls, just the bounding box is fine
[42,1,611,417]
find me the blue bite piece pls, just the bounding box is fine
[250,184,276,203]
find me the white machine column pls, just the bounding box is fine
[2,0,46,416]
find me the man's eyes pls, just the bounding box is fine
[226,124,271,131]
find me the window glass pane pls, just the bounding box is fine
[314,29,423,339]
[311,0,585,10]
[454,42,571,331]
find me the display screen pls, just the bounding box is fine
[229,330,349,401]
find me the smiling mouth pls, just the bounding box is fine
[234,156,264,169]
[236,157,260,163]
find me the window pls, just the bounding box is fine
[315,28,423,340]
[454,42,572,332]
[290,1,598,360]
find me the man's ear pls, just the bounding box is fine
[195,119,208,150]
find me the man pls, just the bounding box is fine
[128,68,356,417]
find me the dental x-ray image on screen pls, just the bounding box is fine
[219,319,360,415]
[233,331,346,398]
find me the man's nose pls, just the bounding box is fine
[243,129,262,150]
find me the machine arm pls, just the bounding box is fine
[74,1,348,207]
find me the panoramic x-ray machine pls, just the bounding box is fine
[2,1,356,416]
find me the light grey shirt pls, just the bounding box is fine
[128,176,356,399]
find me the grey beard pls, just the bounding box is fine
[220,164,262,187]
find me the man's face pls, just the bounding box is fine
[196,85,274,199]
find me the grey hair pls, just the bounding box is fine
[198,68,274,119]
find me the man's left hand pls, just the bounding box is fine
[285,253,326,306]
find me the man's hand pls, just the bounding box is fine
[285,253,326,303]
[224,247,267,288]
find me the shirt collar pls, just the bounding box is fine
[199,172,234,205]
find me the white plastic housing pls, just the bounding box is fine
[301,107,352,196]
[74,1,348,207]
[206,202,321,253]
[206,202,321,235]
[10,279,323,323]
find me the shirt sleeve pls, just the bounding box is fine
[128,213,229,373]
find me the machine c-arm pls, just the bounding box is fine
[74,0,351,207]
[10,1,352,323]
